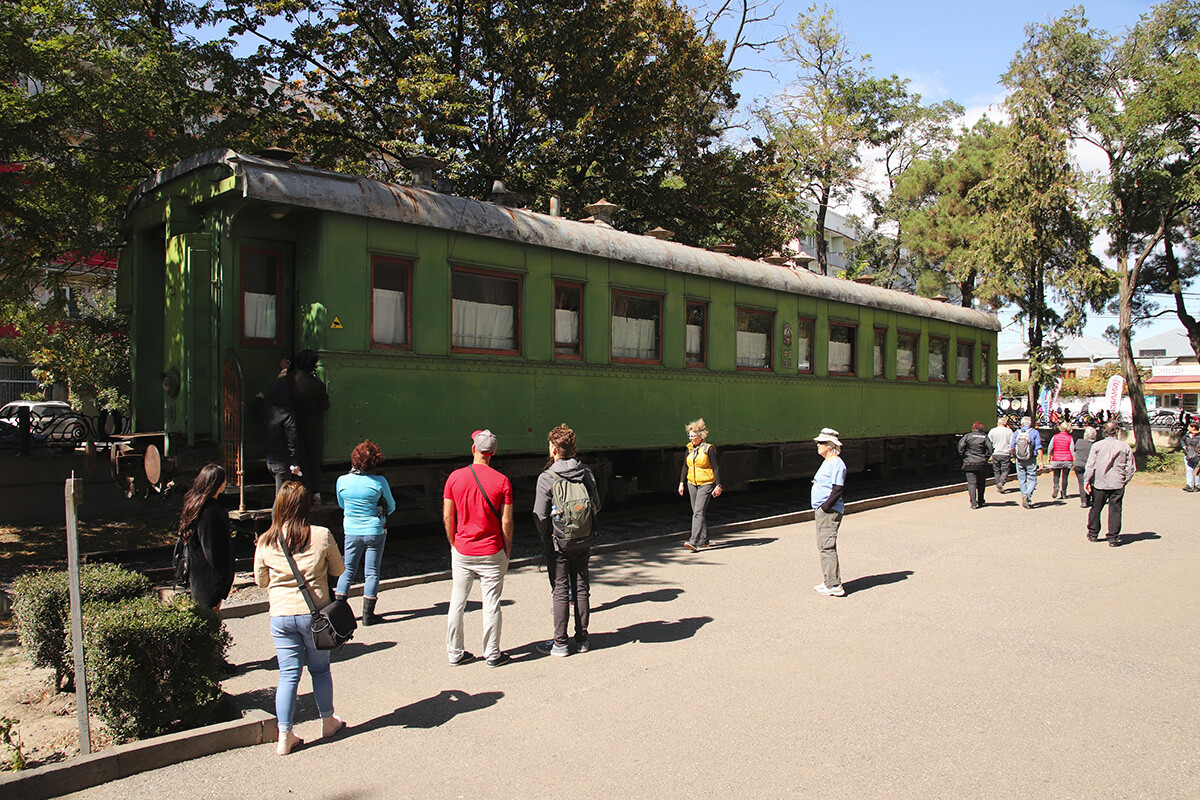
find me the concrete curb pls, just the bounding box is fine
[0,709,276,800]
[221,475,982,620]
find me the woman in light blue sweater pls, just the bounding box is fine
[335,440,396,625]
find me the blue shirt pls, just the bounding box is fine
[1010,426,1043,461]
[336,472,397,537]
[811,456,847,513]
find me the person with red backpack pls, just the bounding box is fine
[533,424,602,657]
[1010,416,1044,508]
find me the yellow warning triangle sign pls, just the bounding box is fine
[331,317,343,329]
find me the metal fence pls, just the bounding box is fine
[0,363,39,405]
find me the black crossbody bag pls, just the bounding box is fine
[469,464,504,523]
[281,545,357,650]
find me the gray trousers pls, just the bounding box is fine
[815,508,843,588]
[687,482,715,546]
[447,548,508,661]
[991,454,1011,489]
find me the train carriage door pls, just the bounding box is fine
[231,242,295,457]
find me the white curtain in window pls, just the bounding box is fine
[736,331,769,368]
[554,309,579,345]
[452,299,515,349]
[897,346,916,378]
[829,339,853,373]
[957,353,972,382]
[373,288,407,344]
[873,344,884,376]
[930,349,947,380]
[797,337,811,371]
[612,316,656,359]
[685,324,702,357]
[244,292,276,339]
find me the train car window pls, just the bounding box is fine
[686,302,707,367]
[957,341,974,383]
[873,328,886,378]
[736,308,773,370]
[372,256,412,348]
[929,336,948,382]
[897,331,919,379]
[982,345,991,383]
[828,323,856,375]
[451,268,521,354]
[554,282,583,359]
[241,247,282,345]
[796,317,814,374]
[611,291,662,364]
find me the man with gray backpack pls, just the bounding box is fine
[533,424,602,657]
[1010,416,1044,508]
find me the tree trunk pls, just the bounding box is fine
[1118,266,1156,461]
[814,184,830,276]
[1166,233,1200,359]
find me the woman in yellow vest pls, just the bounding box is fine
[677,418,723,550]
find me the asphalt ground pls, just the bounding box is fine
[63,482,1198,800]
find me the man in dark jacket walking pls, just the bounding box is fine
[253,380,303,495]
[958,422,994,509]
[533,424,601,657]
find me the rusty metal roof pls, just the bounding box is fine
[127,149,1000,332]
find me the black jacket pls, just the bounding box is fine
[187,500,235,608]
[958,430,994,470]
[252,395,303,465]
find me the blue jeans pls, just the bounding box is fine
[270,615,334,732]
[1188,461,1197,489]
[1015,459,1038,497]
[337,533,387,597]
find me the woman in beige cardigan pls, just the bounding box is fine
[254,481,347,755]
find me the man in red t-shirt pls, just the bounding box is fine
[443,429,514,667]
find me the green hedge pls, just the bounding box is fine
[83,595,230,742]
[12,564,153,691]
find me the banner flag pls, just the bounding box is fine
[1105,374,1125,414]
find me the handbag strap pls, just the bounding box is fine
[280,539,320,616]
[469,464,503,523]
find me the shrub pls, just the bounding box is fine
[1144,451,1180,473]
[84,594,230,743]
[12,564,153,691]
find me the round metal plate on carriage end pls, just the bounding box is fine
[84,441,98,474]
[144,444,163,485]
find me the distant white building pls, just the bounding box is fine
[997,335,1115,382]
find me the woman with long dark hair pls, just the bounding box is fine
[254,481,346,755]
[178,464,235,611]
[335,440,396,625]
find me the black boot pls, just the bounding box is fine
[335,593,348,602]
[362,597,379,626]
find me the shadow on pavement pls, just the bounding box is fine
[378,598,514,624]
[346,689,504,734]
[1117,531,1160,545]
[591,587,683,614]
[334,640,397,661]
[706,537,778,550]
[843,570,914,595]
[592,616,713,650]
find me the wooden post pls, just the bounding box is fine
[64,474,91,755]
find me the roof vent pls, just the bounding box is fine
[585,199,620,228]
[403,156,447,189]
[932,293,949,303]
[712,243,737,255]
[852,275,877,285]
[252,147,299,163]
[645,226,674,241]
[763,253,790,266]
[490,179,526,207]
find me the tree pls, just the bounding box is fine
[1003,2,1200,459]
[219,0,791,251]
[759,4,880,275]
[0,0,281,299]
[896,117,1005,306]
[975,54,1107,419]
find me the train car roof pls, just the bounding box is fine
[127,149,1000,332]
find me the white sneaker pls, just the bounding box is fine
[814,583,846,597]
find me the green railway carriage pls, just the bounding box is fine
[118,150,1000,508]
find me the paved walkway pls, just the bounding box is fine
[66,483,1198,800]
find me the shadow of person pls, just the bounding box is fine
[841,570,914,595]
[704,537,777,551]
[378,598,515,624]
[1116,531,1160,545]
[344,689,505,735]
[232,655,278,674]
[333,640,397,661]
[593,616,713,650]
[590,587,684,615]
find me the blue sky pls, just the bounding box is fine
[711,1,1173,351]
